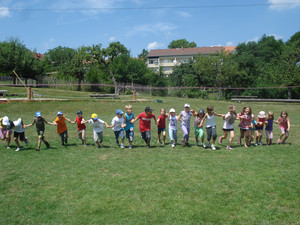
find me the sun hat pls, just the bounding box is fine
[77,110,83,114]
[116,109,124,115]
[91,113,98,119]
[169,108,175,113]
[57,111,63,115]
[35,112,42,117]
[258,111,266,118]
[198,109,205,114]
[2,116,9,126]
[145,107,153,113]
[184,103,190,108]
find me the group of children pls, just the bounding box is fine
[0,104,291,151]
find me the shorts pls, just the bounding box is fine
[14,131,25,141]
[158,127,166,134]
[78,129,86,140]
[223,128,234,132]
[195,126,204,139]
[37,130,45,139]
[279,128,289,135]
[94,131,103,142]
[266,130,273,139]
[0,128,12,139]
[125,129,134,142]
[114,130,125,140]
[255,127,263,130]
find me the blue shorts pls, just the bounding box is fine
[158,127,166,134]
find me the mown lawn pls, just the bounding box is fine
[0,90,299,224]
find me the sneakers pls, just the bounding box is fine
[97,144,101,148]
[120,144,124,149]
[185,142,190,147]
[129,145,133,149]
[259,141,263,146]
[147,144,151,148]
[172,143,175,148]
[211,145,216,150]
[277,138,281,144]
[45,142,50,148]
[36,147,40,151]
[226,146,232,150]
[6,146,10,149]
[181,140,185,146]
[83,144,87,147]
[116,140,119,146]
[282,141,286,144]
[25,137,29,146]
[254,143,258,146]
[207,142,211,148]
[202,143,206,148]
[218,137,222,145]
[15,147,21,152]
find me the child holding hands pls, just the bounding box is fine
[191,109,206,148]
[108,109,127,149]
[275,111,290,144]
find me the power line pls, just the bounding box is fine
[2,3,300,11]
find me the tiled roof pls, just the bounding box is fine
[147,46,236,57]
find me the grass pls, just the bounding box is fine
[0,88,299,224]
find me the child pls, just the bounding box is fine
[71,110,87,147]
[275,111,290,144]
[53,111,72,146]
[249,119,257,146]
[168,108,178,148]
[191,109,206,148]
[82,113,109,148]
[238,106,254,148]
[124,105,135,149]
[132,107,157,148]
[108,109,126,149]
[157,108,167,145]
[200,106,223,150]
[219,105,238,150]
[265,111,274,145]
[6,118,29,151]
[24,112,51,151]
[255,111,266,146]
[178,104,192,146]
[0,116,12,149]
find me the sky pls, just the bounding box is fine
[0,0,300,56]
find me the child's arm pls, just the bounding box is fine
[199,114,207,127]
[156,117,161,124]
[177,113,182,121]
[275,117,280,124]
[70,119,76,124]
[23,120,35,129]
[191,110,198,117]
[104,122,109,128]
[287,118,290,131]
[121,123,127,128]
[153,116,157,125]
[65,118,72,123]
[214,112,223,117]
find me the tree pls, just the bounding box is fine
[168,39,197,49]
[89,42,129,94]
[138,49,149,62]
[0,37,27,84]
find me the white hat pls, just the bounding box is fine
[169,108,175,113]
[184,103,190,108]
[2,116,9,126]
[258,111,266,118]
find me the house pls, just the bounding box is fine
[147,46,236,74]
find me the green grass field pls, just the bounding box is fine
[0,88,299,224]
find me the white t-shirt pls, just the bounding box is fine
[13,118,25,133]
[169,115,178,130]
[223,112,236,130]
[206,114,216,128]
[111,116,124,131]
[180,111,192,128]
[88,119,105,133]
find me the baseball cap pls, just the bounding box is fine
[258,111,266,118]
[77,110,83,114]
[35,111,42,117]
[116,109,124,115]
[184,103,190,108]
[2,116,9,126]
[145,107,153,113]
[169,108,176,113]
[91,113,98,119]
[57,111,63,115]
[198,109,205,114]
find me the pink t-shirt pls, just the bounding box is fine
[238,113,254,129]
[278,117,289,130]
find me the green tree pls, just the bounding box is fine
[168,39,197,49]
[138,49,149,62]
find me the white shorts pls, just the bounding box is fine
[93,131,103,142]
[266,130,273,139]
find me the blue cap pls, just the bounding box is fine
[57,111,63,115]
[77,110,83,114]
[35,111,42,117]
[116,109,124,115]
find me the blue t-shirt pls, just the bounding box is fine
[265,119,273,131]
[124,113,134,131]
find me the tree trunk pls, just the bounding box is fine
[104,62,118,94]
[217,88,221,100]
[288,87,292,99]
[77,78,82,91]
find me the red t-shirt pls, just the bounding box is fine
[157,114,167,128]
[76,117,86,130]
[137,112,156,132]
[255,117,265,128]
